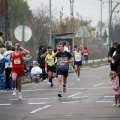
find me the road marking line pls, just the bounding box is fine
[28,103,45,105]
[0,104,11,106]
[62,101,79,104]
[104,96,114,98]
[72,96,88,98]
[9,98,26,100]
[96,101,113,103]
[68,92,82,98]
[30,105,51,114]
[94,83,104,87]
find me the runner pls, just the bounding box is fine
[45,46,56,87]
[8,43,30,99]
[53,42,74,97]
[74,46,82,81]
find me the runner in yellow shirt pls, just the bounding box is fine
[45,46,56,87]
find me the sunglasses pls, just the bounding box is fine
[48,50,52,51]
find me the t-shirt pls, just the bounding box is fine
[56,51,72,65]
[64,46,69,52]
[3,50,13,68]
[45,53,55,66]
[31,66,42,76]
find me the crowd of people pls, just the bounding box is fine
[108,41,120,107]
[0,31,90,100]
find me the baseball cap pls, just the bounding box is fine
[113,41,118,45]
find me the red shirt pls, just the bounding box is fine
[12,51,24,68]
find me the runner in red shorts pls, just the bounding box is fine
[8,43,30,99]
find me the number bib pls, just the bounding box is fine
[14,59,21,64]
[48,59,54,63]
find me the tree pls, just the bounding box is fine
[8,0,32,43]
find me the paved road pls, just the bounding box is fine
[0,65,120,120]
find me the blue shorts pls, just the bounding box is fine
[74,61,82,66]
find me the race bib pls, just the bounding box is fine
[14,59,21,64]
[58,57,68,65]
[48,59,54,63]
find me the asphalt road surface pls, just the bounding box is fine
[0,65,120,120]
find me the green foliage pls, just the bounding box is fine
[8,0,32,29]
[8,0,33,43]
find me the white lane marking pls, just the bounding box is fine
[0,104,11,106]
[9,98,26,100]
[21,87,111,92]
[96,101,113,103]
[72,96,88,98]
[30,105,51,114]
[28,103,45,105]
[94,83,104,87]
[62,101,79,104]
[68,92,82,98]
[104,96,114,98]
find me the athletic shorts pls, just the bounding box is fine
[74,61,82,66]
[57,70,68,77]
[11,67,25,77]
[47,65,56,73]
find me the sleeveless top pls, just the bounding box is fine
[12,51,24,68]
[74,51,82,61]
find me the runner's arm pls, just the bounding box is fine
[20,46,30,54]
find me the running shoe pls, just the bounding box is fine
[12,90,16,96]
[112,104,117,107]
[50,83,54,87]
[77,77,80,81]
[63,85,66,93]
[58,92,62,97]
[18,92,22,100]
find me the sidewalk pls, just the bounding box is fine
[87,58,107,63]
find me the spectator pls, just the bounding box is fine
[108,41,118,71]
[3,45,13,90]
[83,47,89,63]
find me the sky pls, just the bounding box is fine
[26,0,120,27]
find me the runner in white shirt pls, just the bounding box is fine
[74,47,83,81]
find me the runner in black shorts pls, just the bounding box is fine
[53,42,74,97]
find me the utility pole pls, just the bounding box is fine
[100,0,103,60]
[49,0,52,46]
[70,0,74,32]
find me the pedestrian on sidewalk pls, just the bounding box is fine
[109,44,120,87]
[108,41,118,71]
[83,47,89,63]
[109,71,120,107]
[8,43,30,100]
[53,42,74,97]
[3,45,13,90]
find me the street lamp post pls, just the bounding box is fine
[108,2,120,50]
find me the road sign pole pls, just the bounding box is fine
[22,25,25,47]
